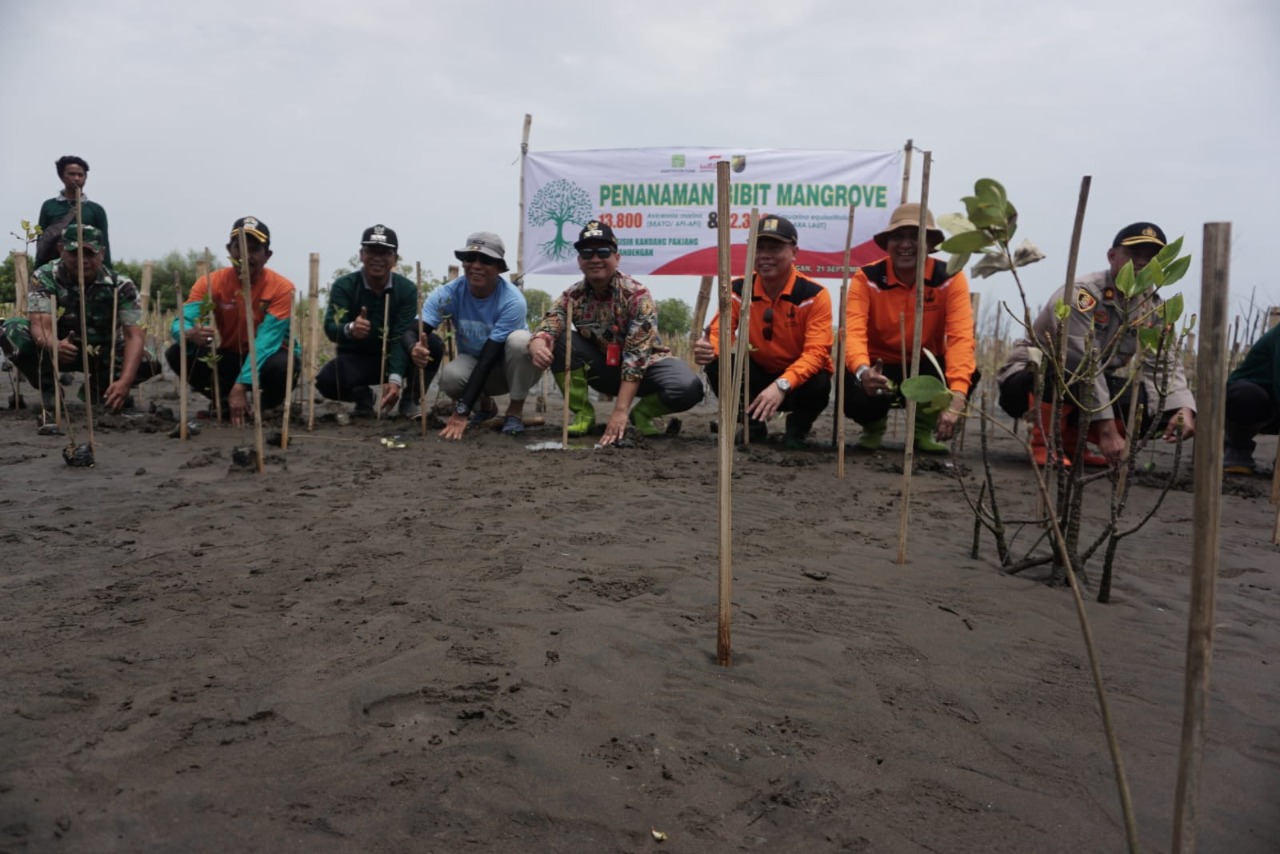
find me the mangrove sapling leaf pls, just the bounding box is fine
[975,178,1007,207]
[946,253,971,276]
[922,346,946,380]
[1138,326,1164,353]
[1161,293,1185,324]
[937,212,976,235]
[929,390,955,413]
[1155,236,1185,267]
[1137,260,1163,290]
[939,230,993,254]
[900,374,947,403]
[1115,261,1139,298]
[1054,300,1071,321]
[1161,254,1191,288]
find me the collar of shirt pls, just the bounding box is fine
[56,191,88,202]
[883,256,937,289]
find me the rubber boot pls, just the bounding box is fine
[1027,394,1070,467]
[1061,409,1108,467]
[555,368,595,436]
[913,408,950,454]
[856,417,887,450]
[628,393,669,437]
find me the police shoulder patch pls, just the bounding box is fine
[1075,288,1098,312]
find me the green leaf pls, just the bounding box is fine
[975,178,1007,207]
[1115,262,1139,298]
[1161,293,1184,324]
[1054,300,1071,321]
[900,374,947,403]
[929,390,954,413]
[921,346,946,379]
[946,253,971,276]
[1138,326,1163,353]
[968,205,1004,230]
[939,231,993,253]
[1137,261,1163,290]
[1154,236,1184,267]
[1161,254,1191,287]
[937,212,975,235]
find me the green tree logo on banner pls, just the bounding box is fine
[528,179,593,261]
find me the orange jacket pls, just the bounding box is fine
[845,257,975,394]
[707,267,833,388]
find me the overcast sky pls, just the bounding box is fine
[2,0,1276,332]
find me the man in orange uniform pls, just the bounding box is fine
[843,203,976,453]
[167,217,297,426]
[693,214,833,448]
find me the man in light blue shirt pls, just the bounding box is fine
[413,231,541,439]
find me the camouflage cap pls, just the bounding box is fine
[62,224,105,254]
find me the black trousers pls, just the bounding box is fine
[165,344,296,410]
[1225,379,1279,449]
[550,330,703,413]
[315,332,443,404]
[704,356,831,433]
[844,357,980,426]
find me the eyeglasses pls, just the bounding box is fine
[459,252,500,266]
[577,247,614,260]
[762,307,774,341]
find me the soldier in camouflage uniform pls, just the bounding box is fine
[996,221,1196,466]
[1,224,158,410]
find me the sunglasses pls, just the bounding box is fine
[577,246,614,260]
[762,307,774,341]
[459,252,500,266]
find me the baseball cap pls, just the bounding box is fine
[1112,222,1167,249]
[756,214,798,244]
[574,220,617,250]
[62,224,105,254]
[361,224,399,252]
[230,216,270,247]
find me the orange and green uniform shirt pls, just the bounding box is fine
[171,266,296,386]
[706,267,833,388]
[844,256,976,395]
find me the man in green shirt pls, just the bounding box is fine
[1224,321,1280,474]
[36,156,110,268]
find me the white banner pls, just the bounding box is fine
[522,147,902,278]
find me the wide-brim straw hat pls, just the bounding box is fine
[873,203,944,251]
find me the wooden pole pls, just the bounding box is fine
[236,230,266,474]
[515,113,532,288]
[715,161,734,667]
[139,262,152,315]
[900,139,913,205]
[73,194,96,456]
[177,275,188,440]
[895,151,931,565]
[49,292,62,431]
[835,204,856,476]
[691,275,714,349]
[377,289,391,421]
[417,261,428,439]
[13,252,30,313]
[729,209,760,445]
[1172,223,1231,853]
[108,288,119,391]
[200,249,222,424]
[281,293,297,449]
[306,253,321,431]
[560,297,574,447]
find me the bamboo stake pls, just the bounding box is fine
[108,287,119,391]
[13,252,30,313]
[715,161,734,667]
[560,297,574,447]
[896,312,907,440]
[306,253,320,431]
[417,261,427,440]
[377,288,391,421]
[691,275,714,349]
[835,204,856,477]
[197,249,222,424]
[49,292,62,431]
[900,139,913,205]
[139,262,152,315]
[73,194,96,456]
[281,292,297,450]
[177,275,188,440]
[515,113,532,287]
[1172,222,1231,853]
[729,209,759,445]
[895,151,931,565]
[235,230,266,474]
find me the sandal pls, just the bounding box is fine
[500,415,525,435]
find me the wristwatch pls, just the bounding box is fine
[775,378,791,393]
[454,400,470,417]
[854,364,870,384]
